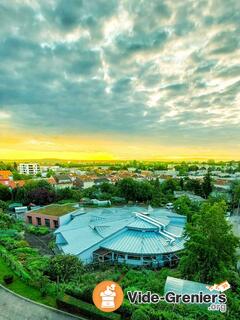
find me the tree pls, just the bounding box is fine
[161,178,179,194]
[185,178,202,196]
[100,182,116,195]
[151,189,166,207]
[0,200,8,212]
[117,178,153,203]
[46,169,54,178]
[117,178,138,201]
[27,187,55,205]
[0,213,14,229]
[174,196,192,218]
[0,185,12,201]
[201,172,213,198]
[135,181,153,202]
[56,187,74,201]
[24,180,55,205]
[180,201,239,283]
[131,308,150,320]
[45,254,84,283]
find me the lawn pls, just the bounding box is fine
[30,203,78,217]
[0,256,56,307]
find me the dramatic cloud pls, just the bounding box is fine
[0,0,240,159]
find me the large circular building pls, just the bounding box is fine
[55,206,186,267]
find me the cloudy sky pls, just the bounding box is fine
[0,0,240,160]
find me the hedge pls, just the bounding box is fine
[57,294,121,320]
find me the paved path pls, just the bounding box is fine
[0,285,83,320]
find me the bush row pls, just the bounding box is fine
[57,294,121,320]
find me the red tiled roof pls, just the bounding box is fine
[48,177,56,185]
[0,170,12,179]
[15,180,25,188]
[0,179,11,186]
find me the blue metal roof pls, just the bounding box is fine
[164,276,219,296]
[101,229,185,255]
[55,206,186,256]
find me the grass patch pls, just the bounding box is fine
[0,256,56,307]
[30,203,77,217]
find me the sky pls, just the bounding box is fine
[0,0,240,161]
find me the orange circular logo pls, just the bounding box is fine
[92,281,124,312]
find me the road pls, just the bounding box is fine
[0,285,82,320]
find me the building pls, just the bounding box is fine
[26,203,79,229]
[174,191,205,202]
[0,170,13,180]
[18,163,41,175]
[94,177,110,186]
[54,174,73,189]
[164,277,222,308]
[0,170,14,187]
[55,206,187,267]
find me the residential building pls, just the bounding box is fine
[26,203,79,229]
[174,191,205,202]
[0,170,14,187]
[55,206,187,267]
[54,174,73,189]
[18,163,41,175]
[0,170,13,180]
[94,177,110,186]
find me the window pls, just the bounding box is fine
[36,217,41,226]
[53,220,59,228]
[127,255,141,260]
[27,216,32,224]
[45,219,50,228]
[143,256,156,261]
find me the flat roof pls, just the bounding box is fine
[30,203,78,217]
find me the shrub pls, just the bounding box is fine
[12,247,38,256]
[0,238,19,250]
[3,274,14,285]
[131,308,150,320]
[118,300,135,318]
[57,294,121,320]
[46,254,84,283]
[65,287,83,300]
[80,285,95,303]
[27,225,49,235]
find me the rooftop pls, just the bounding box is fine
[0,170,12,179]
[164,277,220,304]
[30,203,78,217]
[55,206,187,256]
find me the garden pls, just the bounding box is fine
[0,197,240,320]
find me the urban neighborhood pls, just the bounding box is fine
[0,159,239,319]
[0,0,239,319]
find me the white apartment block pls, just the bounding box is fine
[18,163,41,175]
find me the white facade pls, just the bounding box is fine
[18,163,41,175]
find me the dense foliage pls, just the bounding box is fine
[180,201,239,283]
[45,254,84,283]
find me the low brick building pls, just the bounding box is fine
[25,203,78,229]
